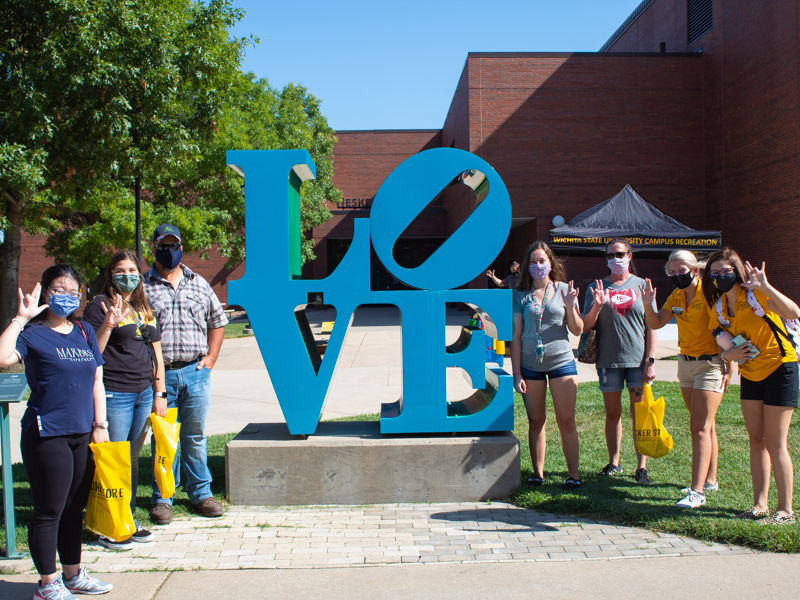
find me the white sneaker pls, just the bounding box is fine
[676,489,706,509]
[62,567,113,595]
[97,535,134,551]
[680,481,719,494]
[34,577,78,600]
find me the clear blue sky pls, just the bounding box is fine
[229,1,644,131]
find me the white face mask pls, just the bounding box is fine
[607,257,630,275]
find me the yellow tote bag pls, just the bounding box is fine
[151,409,181,499]
[85,441,137,542]
[634,384,674,459]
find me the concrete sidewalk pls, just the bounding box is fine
[4,553,800,599]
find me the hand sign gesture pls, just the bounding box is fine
[640,278,656,305]
[17,283,48,321]
[100,294,131,328]
[561,280,580,308]
[591,279,609,307]
[742,261,768,291]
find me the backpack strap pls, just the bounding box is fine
[744,289,792,357]
[76,321,88,343]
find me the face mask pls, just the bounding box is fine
[528,263,551,281]
[49,294,81,318]
[607,257,630,275]
[670,273,694,290]
[113,274,140,293]
[156,248,183,270]
[712,273,737,293]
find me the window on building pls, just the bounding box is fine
[687,0,712,44]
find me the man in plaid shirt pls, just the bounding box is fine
[144,224,228,524]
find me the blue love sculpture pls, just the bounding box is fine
[226,148,513,435]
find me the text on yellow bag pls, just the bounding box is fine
[151,408,181,499]
[634,384,674,459]
[85,441,136,542]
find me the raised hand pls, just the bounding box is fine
[741,261,768,291]
[100,293,131,328]
[591,279,609,307]
[486,269,495,278]
[640,278,656,305]
[561,280,580,308]
[17,283,48,321]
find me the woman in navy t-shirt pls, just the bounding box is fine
[0,265,114,598]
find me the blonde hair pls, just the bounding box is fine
[664,250,706,275]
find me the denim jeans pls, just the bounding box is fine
[151,364,212,505]
[106,387,153,513]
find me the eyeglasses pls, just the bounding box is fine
[48,287,81,298]
[606,252,629,259]
[709,268,735,278]
[156,243,181,251]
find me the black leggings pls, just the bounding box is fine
[21,427,94,575]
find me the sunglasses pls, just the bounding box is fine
[606,252,629,259]
[156,243,181,251]
[709,268,735,278]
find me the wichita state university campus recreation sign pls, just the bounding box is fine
[226,148,513,436]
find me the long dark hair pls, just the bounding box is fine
[606,237,637,275]
[517,241,566,290]
[29,264,83,325]
[99,250,153,321]
[702,247,747,308]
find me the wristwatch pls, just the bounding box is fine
[93,420,109,429]
[154,391,168,399]
[646,357,656,364]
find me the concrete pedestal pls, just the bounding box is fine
[226,422,520,505]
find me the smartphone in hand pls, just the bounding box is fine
[731,335,760,363]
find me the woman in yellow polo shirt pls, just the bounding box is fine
[642,250,731,509]
[704,247,799,525]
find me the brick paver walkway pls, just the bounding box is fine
[12,502,755,573]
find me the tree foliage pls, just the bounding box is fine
[1,0,339,325]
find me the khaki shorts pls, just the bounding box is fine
[677,354,725,392]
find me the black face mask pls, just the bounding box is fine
[712,273,737,293]
[156,247,183,270]
[670,273,694,290]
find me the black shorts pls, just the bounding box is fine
[740,362,799,407]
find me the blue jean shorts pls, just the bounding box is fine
[597,366,644,393]
[521,360,578,381]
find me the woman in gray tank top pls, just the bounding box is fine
[512,241,584,490]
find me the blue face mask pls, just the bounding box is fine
[49,294,81,318]
[113,273,140,293]
[155,247,182,270]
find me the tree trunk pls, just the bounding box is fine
[0,197,25,330]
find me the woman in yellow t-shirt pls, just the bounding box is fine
[704,247,799,525]
[642,251,731,510]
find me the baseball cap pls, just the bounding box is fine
[153,224,182,244]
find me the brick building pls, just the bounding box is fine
[15,0,800,304]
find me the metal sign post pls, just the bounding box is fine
[0,373,28,560]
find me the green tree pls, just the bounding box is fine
[0,0,250,327]
[45,74,340,286]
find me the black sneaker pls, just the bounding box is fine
[562,477,581,491]
[634,468,652,485]
[131,520,154,543]
[599,463,622,476]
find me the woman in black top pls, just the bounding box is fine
[83,251,166,549]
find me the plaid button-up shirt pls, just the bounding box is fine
[143,264,228,363]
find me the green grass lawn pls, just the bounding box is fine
[2,382,800,554]
[223,323,252,339]
[511,381,800,553]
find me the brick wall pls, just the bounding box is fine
[606,0,800,300]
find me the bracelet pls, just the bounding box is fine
[720,348,729,362]
[10,317,26,329]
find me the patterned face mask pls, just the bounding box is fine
[528,263,551,281]
[607,257,630,275]
[112,274,141,293]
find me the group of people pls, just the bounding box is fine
[506,238,798,525]
[0,224,228,600]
